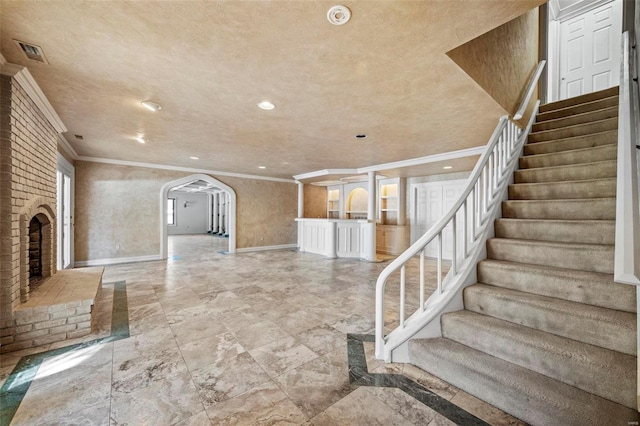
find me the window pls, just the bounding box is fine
[167,198,176,226]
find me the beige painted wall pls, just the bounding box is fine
[447,8,540,123]
[74,161,297,262]
[303,184,327,218]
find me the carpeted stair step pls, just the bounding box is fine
[408,338,639,425]
[502,198,615,220]
[463,284,636,355]
[508,178,616,200]
[477,259,635,313]
[519,144,616,169]
[528,117,618,143]
[535,96,619,122]
[523,131,617,155]
[538,86,619,113]
[441,310,636,408]
[486,238,613,274]
[494,218,614,244]
[514,160,617,183]
[532,106,617,132]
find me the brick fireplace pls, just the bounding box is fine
[0,72,58,304]
[1,61,104,353]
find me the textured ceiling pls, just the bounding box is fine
[1,0,543,180]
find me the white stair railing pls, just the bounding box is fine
[375,62,544,362]
[614,30,640,411]
[614,31,640,287]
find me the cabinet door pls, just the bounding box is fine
[376,226,385,251]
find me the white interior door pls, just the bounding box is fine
[56,157,74,270]
[559,0,622,99]
[411,180,466,260]
[442,183,465,260]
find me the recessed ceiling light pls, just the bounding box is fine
[141,100,162,111]
[355,134,367,139]
[258,166,266,169]
[443,166,453,170]
[190,156,199,160]
[257,101,275,110]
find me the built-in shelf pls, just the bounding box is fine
[378,179,403,226]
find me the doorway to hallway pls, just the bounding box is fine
[547,0,623,101]
[160,174,237,258]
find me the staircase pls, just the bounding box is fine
[407,87,640,424]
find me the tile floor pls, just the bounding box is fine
[0,235,524,425]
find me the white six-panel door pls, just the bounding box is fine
[412,180,466,261]
[559,0,622,99]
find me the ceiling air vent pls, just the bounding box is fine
[14,40,49,64]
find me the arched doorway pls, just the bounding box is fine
[160,174,236,257]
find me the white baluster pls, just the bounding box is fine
[419,249,425,312]
[472,185,477,240]
[437,233,443,294]
[451,217,457,276]
[463,199,468,257]
[400,265,406,328]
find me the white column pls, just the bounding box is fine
[297,181,305,249]
[297,182,304,218]
[219,192,225,235]
[366,171,377,261]
[207,193,213,232]
[225,192,230,236]
[212,192,219,233]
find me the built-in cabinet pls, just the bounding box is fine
[377,177,408,255]
[325,177,409,255]
[376,225,409,255]
[326,182,369,220]
[327,188,340,219]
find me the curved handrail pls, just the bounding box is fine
[376,117,508,279]
[375,61,545,362]
[514,60,546,120]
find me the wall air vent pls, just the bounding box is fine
[14,40,49,64]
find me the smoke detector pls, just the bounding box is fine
[327,6,351,25]
[14,40,49,64]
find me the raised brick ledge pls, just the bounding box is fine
[0,267,104,353]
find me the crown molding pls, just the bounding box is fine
[293,169,358,181]
[57,134,78,160]
[0,61,67,133]
[294,146,485,183]
[358,145,485,174]
[75,156,297,183]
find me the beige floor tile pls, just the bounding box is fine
[273,348,352,419]
[248,336,318,378]
[190,351,271,408]
[205,381,307,425]
[320,387,415,426]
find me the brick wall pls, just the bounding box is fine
[0,74,58,327]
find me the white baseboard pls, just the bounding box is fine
[235,244,297,253]
[75,254,162,267]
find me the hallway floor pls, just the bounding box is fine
[1,235,523,425]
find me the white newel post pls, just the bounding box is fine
[367,171,377,261]
[297,181,304,249]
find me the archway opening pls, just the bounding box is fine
[160,174,236,258]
